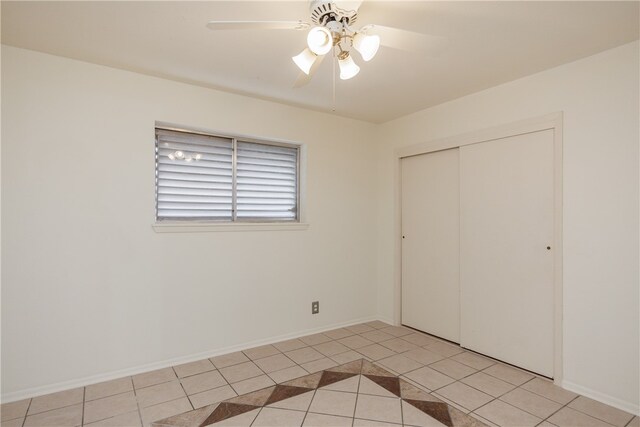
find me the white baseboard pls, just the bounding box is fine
[561,380,640,416]
[1,315,384,403]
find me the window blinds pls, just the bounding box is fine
[155,129,298,222]
[156,129,234,220]
[236,141,298,220]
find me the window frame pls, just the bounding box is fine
[154,124,305,230]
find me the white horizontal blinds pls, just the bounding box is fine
[236,141,298,220]
[156,129,233,220]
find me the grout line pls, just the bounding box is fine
[80,386,86,426]
[20,398,32,427]
[170,367,193,411]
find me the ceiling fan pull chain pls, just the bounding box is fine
[332,46,336,111]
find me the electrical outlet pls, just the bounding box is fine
[312,301,319,314]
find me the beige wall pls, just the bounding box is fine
[1,46,378,399]
[376,41,639,413]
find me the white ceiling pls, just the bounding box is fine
[2,1,638,123]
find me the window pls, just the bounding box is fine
[155,128,299,222]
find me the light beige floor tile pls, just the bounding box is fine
[85,377,133,401]
[1,399,30,421]
[354,394,402,424]
[520,377,578,404]
[135,380,185,408]
[358,376,396,398]
[209,408,260,426]
[83,410,141,427]
[360,330,396,343]
[450,352,496,370]
[301,357,338,373]
[429,359,477,380]
[548,407,613,427]
[252,407,305,426]
[180,370,227,395]
[230,374,275,395]
[308,390,357,417]
[460,372,515,398]
[467,412,500,427]
[331,350,366,364]
[303,413,353,426]
[219,361,263,383]
[253,353,296,373]
[364,321,392,329]
[313,341,350,357]
[403,366,455,391]
[210,352,250,369]
[173,359,216,378]
[139,397,192,427]
[435,382,493,411]
[268,390,314,412]
[268,365,309,384]
[482,363,534,386]
[403,348,445,365]
[379,338,418,353]
[28,388,84,415]
[1,417,25,427]
[357,344,396,361]
[285,347,325,364]
[400,333,440,347]
[353,418,402,427]
[346,324,376,334]
[322,375,360,393]
[536,422,557,427]
[377,354,423,374]
[273,339,307,352]
[380,326,413,337]
[132,368,177,389]
[423,341,464,358]
[401,400,448,427]
[568,396,634,426]
[83,391,138,423]
[188,385,236,409]
[323,328,354,340]
[627,416,640,427]
[23,403,82,427]
[242,345,280,360]
[430,393,471,415]
[499,387,561,419]
[299,334,333,346]
[474,399,541,426]
[338,335,375,350]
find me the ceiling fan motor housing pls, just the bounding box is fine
[309,0,358,26]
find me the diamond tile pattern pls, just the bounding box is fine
[2,322,634,427]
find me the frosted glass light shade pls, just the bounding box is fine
[307,26,333,55]
[292,48,317,75]
[353,33,380,61]
[338,54,360,80]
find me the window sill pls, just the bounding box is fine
[152,222,310,233]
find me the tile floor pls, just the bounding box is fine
[1,321,637,427]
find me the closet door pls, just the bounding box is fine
[401,148,460,342]
[460,129,555,377]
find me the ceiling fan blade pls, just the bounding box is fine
[293,54,327,88]
[361,24,447,55]
[206,21,310,31]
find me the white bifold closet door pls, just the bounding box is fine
[401,148,460,343]
[460,129,555,377]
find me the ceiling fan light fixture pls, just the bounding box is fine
[307,26,333,55]
[338,52,360,80]
[353,32,380,61]
[292,48,318,74]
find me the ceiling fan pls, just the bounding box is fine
[207,0,444,87]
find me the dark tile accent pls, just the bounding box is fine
[364,374,401,397]
[327,359,362,374]
[264,385,311,406]
[282,371,322,389]
[405,399,454,427]
[317,370,357,389]
[199,402,258,426]
[361,359,395,377]
[226,386,274,407]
